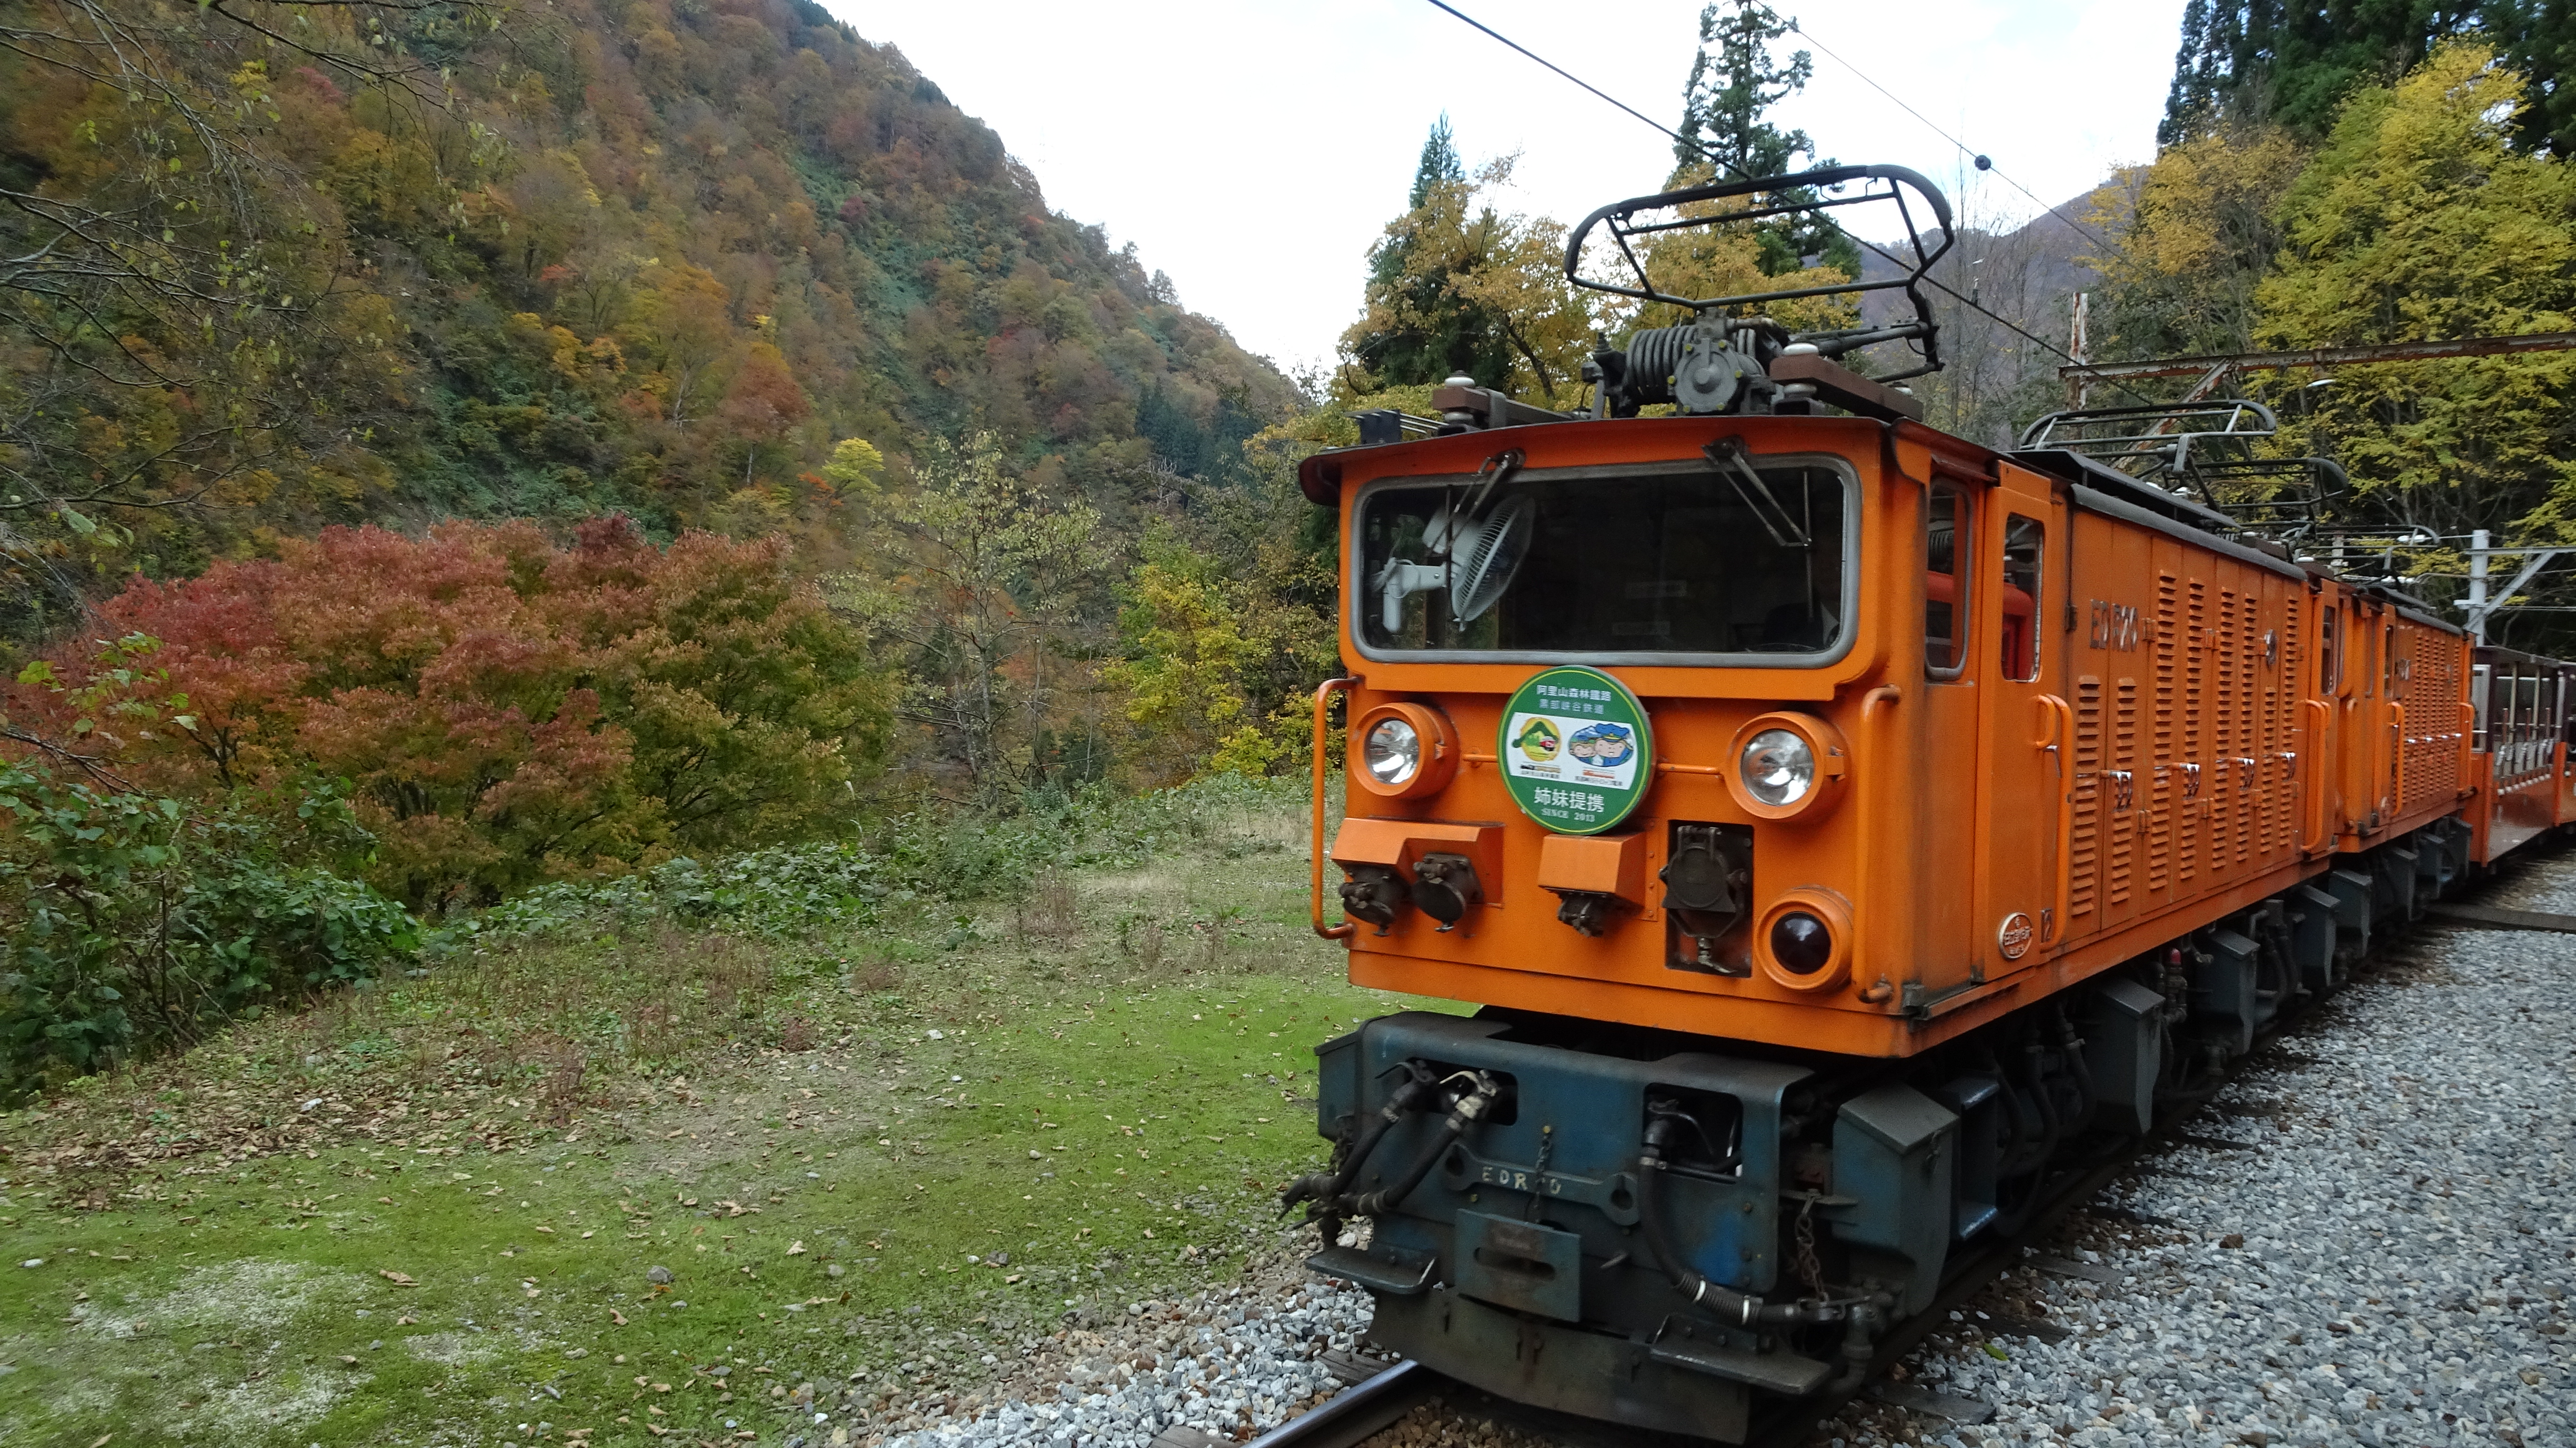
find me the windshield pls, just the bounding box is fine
[1354,458,1853,661]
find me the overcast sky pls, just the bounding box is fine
[820,1,2185,378]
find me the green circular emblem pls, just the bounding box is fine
[1498,666,1654,834]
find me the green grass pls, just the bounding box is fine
[0,781,1454,1446]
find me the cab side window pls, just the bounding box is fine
[2320,609,2340,695]
[2000,514,2044,682]
[1925,487,1969,677]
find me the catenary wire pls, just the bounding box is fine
[1414,0,2153,403]
[1417,0,1709,162]
[1784,15,2121,256]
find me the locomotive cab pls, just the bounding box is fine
[1314,415,2068,1044]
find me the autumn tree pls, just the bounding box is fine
[2085,124,2311,359]
[24,518,886,910]
[1104,491,1334,783]
[1341,127,1596,404]
[827,433,1109,800]
[2255,43,2576,552]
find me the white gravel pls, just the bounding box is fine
[866,1279,1376,1447]
[847,849,2576,1448]
[1819,847,2576,1448]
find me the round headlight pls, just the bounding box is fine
[1363,717,1423,787]
[1739,728,1815,807]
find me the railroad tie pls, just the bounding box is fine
[1865,1382,1999,1424]
[2024,1252,2119,1284]
[2422,901,2576,933]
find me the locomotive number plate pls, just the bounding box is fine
[1997,912,2035,960]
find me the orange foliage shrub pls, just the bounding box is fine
[27,519,886,911]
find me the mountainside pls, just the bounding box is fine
[1858,190,2107,448]
[0,0,1299,648]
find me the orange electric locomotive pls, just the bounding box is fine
[1280,167,2546,1441]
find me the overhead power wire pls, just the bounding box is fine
[1416,0,2146,400]
[1784,16,2121,256]
[1418,0,1707,159]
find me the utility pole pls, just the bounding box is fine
[2065,292,2090,410]
[2460,532,2566,642]
[2470,528,2490,645]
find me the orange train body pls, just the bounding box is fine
[1306,415,2522,1059]
[1293,405,2567,1441]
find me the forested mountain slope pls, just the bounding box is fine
[0,0,1298,648]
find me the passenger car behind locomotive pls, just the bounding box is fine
[1283,167,2522,1440]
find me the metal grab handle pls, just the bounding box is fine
[2461,700,2479,797]
[1311,677,1360,940]
[2299,699,2332,853]
[1854,686,1901,997]
[2034,694,2074,942]
[2389,702,2407,817]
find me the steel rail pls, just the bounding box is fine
[1240,1358,1440,1448]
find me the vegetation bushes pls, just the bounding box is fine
[0,762,415,1101]
[15,517,886,911]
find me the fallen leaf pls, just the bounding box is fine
[786,1241,805,1256]
[377,1270,417,1286]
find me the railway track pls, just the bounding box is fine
[1243,867,2576,1448]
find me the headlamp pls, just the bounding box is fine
[1722,711,1847,821]
[1739,728,1816,807]
[1350,701,1458,800]
[1364,717,1423,787]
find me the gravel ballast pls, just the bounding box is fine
[866,1277,1376,1447]
[1809,854,2576,1448]
[853,852,2576,1448]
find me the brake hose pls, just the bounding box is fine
[1279,1062,1441,1219]
[1638,1109,1847,1328]
[1345,1071,1502,1216]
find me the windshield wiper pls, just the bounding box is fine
[1703,438,1808,549]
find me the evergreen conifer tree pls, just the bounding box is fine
[1670,1,1856,277]
[1344,116,1518,389]
[2156,2,2478,143]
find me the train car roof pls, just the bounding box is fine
[2473,641,2576,668]
[2007,447,2242,534]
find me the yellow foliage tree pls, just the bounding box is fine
[1340,155,1599,408]
[2086,125,2311,358]
[1104,523,1325,784]
[2255,44,2576,542]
